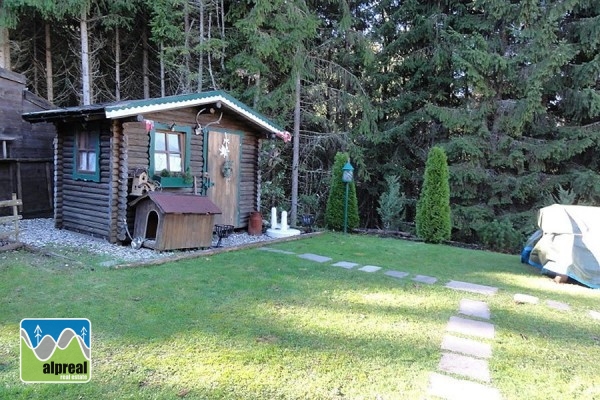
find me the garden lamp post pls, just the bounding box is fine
[342,160,354,234]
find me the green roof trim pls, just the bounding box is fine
[105,90,285,134]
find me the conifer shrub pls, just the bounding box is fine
[325,152,359,231]
[479,219,522,254]
[416,146,451,243]
[377,175,407,231]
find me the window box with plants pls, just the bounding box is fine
[154,169,194,188]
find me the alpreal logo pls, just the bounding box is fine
[20,318,91,383]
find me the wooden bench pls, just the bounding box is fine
[0,193,23,243]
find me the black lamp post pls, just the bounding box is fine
[342,160,354,234]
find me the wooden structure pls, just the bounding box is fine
[0,193,22,243]
[0,68,55,218]
[23,91,290,246]
[130,192,221,251]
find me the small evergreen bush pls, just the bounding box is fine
[416,146,451,243]
[479,219,522,253]
[377,175,407,231]
[325,152,359,231]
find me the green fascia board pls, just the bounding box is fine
[105,90,285,135]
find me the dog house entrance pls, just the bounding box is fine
[145,210,158,240]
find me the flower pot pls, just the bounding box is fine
[248,211,263,236]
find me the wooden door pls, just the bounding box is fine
[207,130,240,226]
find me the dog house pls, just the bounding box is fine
[130,192,221,251]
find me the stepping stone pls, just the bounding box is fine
[258,247,296,255]
[297,253,332,263]
[99,260,119,267]
[514,293,539,305]
[446,280,498,296]
[358,265,381,273]
[438,352,491,382]
[459,299,490,320]
[546,300,570,311]
[447,316,495,339]
[589,311,600,321]
[385,270,409,279]
[441,335,492,359]
[428,372,502,400]
[331,261,359,269]
[412,274,437,284]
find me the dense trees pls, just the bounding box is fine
[1,0,599,247]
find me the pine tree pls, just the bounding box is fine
[416,146,451,243]
[425,0,600,243]
[325,152,359,231]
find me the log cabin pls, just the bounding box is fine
[22,91,290,248]
[0,67,56,217]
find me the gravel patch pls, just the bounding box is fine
[2,218,278,264]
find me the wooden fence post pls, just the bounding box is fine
[0,193,23,242]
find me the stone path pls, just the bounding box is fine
[256,246,600,399]
[429,298,502,399]
[258,246,600,323]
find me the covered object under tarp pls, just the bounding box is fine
[521,204,600,288]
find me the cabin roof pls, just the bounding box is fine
[131,192,222,215]
[22,90,286,136]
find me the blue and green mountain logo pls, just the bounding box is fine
[20,318,91,383]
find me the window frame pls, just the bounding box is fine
[149,123,192,187]
[73,128,100,182]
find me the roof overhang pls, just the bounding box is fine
[22,104,106,123]
[105,90,287,136]
[22,91,291,141]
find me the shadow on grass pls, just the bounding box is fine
[1,242,599,399]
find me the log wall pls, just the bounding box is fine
[56,121,113,240]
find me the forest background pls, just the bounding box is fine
[1,0,599,252]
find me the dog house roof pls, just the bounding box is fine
[131,192,222,215]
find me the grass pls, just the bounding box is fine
[0,233,599,399]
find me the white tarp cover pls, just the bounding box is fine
[524,204,600,288]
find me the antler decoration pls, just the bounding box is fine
[276,131,292,143]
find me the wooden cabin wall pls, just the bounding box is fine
[0,69,55,217]
[239,134,259,226]
[112,120,129,243]
[57,120,113,240]
[128,107,263,229]
[122,121,149,239]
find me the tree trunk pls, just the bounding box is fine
[80,8,91,105]
[142,28,150,99]
[207,12,216,89]
[45,23,53,102]
[219,0,225,72]
[291,72,301,226]
[115,27,121,101]
[198,0,204,92]
[0,27,10,70]
[253,72,260,108]
[160,41,165,97]
[184,3,191,92]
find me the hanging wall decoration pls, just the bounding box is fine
[220,133,233,180]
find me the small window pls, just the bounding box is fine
[153,131,184,173]
[73,130,100,182]
[149,123,192,187]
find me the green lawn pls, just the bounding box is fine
[1,233,599,399]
